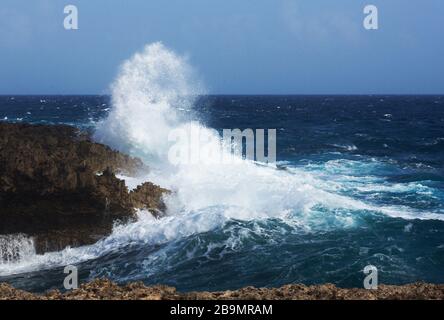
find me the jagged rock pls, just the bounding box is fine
[0,123,169,254]
[0,279,443,300]
[130,182,170,218]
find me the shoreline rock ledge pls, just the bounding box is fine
[0,279,443,300]
[0,122,169,255]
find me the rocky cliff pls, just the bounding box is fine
[0,122,169,254]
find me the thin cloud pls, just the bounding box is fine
[281,0,361,44]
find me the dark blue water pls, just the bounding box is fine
[1,95,444,292]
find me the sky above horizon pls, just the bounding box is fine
[0,0,443,95]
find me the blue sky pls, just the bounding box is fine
[0,0,443,94]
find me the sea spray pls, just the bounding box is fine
[94,42,204,162]
[94,43,337,219]
[0,234,36,265]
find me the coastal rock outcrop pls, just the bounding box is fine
[0,122,169,254]
[1,279,443,300]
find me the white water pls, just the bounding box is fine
[93,43,362,220]
[0,43,442,277]
[0,234,36,265]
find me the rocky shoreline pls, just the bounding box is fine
[0,122,168,255]
[1,122,443,301]
[0,279,443,300]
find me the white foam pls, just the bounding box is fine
[0,234,36,265]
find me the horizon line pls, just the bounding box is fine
[1,93,444,97]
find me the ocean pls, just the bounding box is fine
[0,44,443,293]
[0,94,443,293]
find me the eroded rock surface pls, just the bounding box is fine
[0,122,168,254]
[0,279,443,300]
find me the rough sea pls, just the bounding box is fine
[1,94,443,293]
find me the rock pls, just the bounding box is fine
[0,283,39,300]
[0,279,443,300]
[0,122,168,254]
[130,182,170,218]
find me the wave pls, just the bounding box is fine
[92,43,377,220]
[329,143,358,151]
